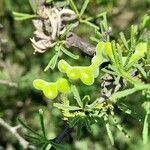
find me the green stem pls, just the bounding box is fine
[109,83,150,103]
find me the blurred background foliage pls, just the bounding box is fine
[0,0,150,149]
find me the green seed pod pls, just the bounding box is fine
[56,78,70,93]
[79,67,94,85]
[33,79,48,90]
[67,67,80,80]
[43,83,58,99]
[58,59,70,72]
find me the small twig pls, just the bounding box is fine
[65,32,95,56]
[0,118,29,149]
[0,79,18,87]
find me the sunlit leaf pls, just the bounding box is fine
[129,42,147,64]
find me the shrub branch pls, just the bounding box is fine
[0,118,29,149]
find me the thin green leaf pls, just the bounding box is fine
[118,103,142,121]
[40,143,49,150]
[86,12,106,21]
[44,50,60,71]
[81,20,99,30]
[79,0,89,18]
[87,99,101,109]
[110,83,150,102]
[142,103,150,144]
[69,0,79,16]
[25,135,46,145]
[106,123,114,145]
[134,64,147,79]
[82,95,90,108]
[101,68,117,76]
[51,46,61,68]
[76,122,83,139]
[61,96,70,116]
[119,32,129,50]
[146,40,150,65]
[130,25,137,47]
[142,14,150,28]
[110,88,137,103]
[111,111,130,139]
[30,140,46,146]
[142,112,149,144]
[104,116,114,145]
[100,23,104,34]
[90,36,99,43]
[53,103,82,111]
[12,12,36,20]
[102,13,108,30]
[61,46,79,59]
[14,16,36,21]
[116,123,130,139]
[44,55,56,71]
[69,116,81,127]
[18,118,42,137]
[95,29,101,37]
[14,16,34,20]
[116,43,123,66]
[24,134,41,141]
[39,109,46,139]
[72,85,83,108]
[124,25,137,67]
[60,24,74,39]
[128,42,147,66]
[112,41,120,65]
[84,117,91,132]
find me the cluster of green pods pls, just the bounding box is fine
[33,41,147,99]
[33,78,70,99]
[58,42,109,85]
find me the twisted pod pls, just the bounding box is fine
[33,78,70,99]
[58,42,111,85]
